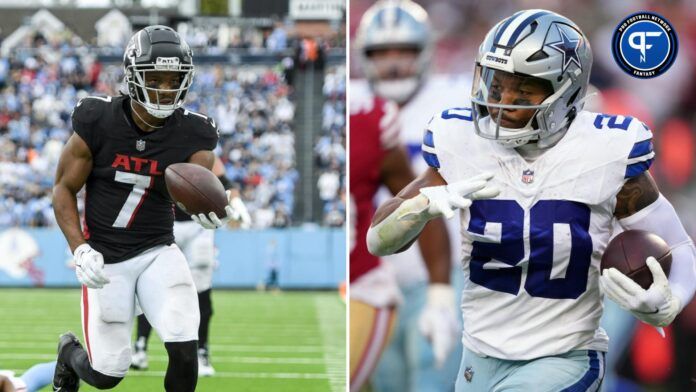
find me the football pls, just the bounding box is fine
[601,230,672,290]
[165,163,228,217]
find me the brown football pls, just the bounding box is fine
[165,163,227,217]
[601,230,672,290]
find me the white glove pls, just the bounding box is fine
[600,257,680,329]
[230,195,252,229]
[418,284,460,368]
[191,191,250,229]
[73,243,110,289]
[419,172,500,219]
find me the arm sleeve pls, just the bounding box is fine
[217,174,231,189]
[618,194,696,311]
[624,121,654,179]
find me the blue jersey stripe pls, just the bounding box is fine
[423,130,435,148]
[560,350,602,392]
[505,11,551,46]
[628,139,653,159]
[625,158,654,179]
[422,151,440,169]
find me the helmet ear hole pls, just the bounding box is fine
[526,49,549,62]
[566,87,580,107]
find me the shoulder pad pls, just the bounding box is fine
[421,107,474,169]
[625,119,654,179]
[72,96,112,124]
[183,109,219,135]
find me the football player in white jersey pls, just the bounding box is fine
[354,1,468,390]
[367,9,696,391]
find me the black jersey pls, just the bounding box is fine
[72,95,218,263]
[174,204,192,222]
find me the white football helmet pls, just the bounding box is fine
[356,0,433,104]
[471,10,593,147]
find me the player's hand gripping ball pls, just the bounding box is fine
[600,230,672,290]
[165,163,249,229]
[165,163,229,225]
[600,230,679,328]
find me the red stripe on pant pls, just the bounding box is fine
[82,285,93,363]
[350,307,394,392]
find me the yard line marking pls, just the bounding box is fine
[0,341,341,354]
[0,353,343,365]
[5,369,333,380]
[314,296,346,392]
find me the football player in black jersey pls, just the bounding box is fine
[51,25,241,392]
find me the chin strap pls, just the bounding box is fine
[130,100,165,129]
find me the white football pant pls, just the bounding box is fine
[174,220,216,292]
[80,244,199,377]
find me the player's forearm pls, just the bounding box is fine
[367,194,437,256]
[418,218,451,284]
[53,185,86,253]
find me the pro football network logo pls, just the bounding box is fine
[611,12,678,78]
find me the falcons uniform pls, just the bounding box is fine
[424,108,654,360]
[74,95,217,263]
[73,95,218,376]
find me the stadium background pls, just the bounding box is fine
[0,0,346,390]
[350,0,696,391]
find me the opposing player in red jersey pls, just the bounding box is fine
[51,26,242,392]
[349,93,451,391]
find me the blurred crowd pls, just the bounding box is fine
[350,1,696,391]
[0,29,311,229]
[316,66,346,227]
[89,18,344,58]
[179,19,345,56]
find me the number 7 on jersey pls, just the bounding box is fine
[112,171,153,228]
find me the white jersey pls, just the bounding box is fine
[352,75,472,286]
[424,108,654,360]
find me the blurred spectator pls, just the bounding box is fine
[316,66,346,226]
[266,21,289,53]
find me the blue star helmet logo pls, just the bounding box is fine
[546,24,582,74]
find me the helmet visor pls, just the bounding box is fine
[470,65,553,130]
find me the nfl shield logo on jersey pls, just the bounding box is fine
[521,169,534,184]
[136,139,146,151]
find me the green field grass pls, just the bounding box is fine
[0,289,346,391]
